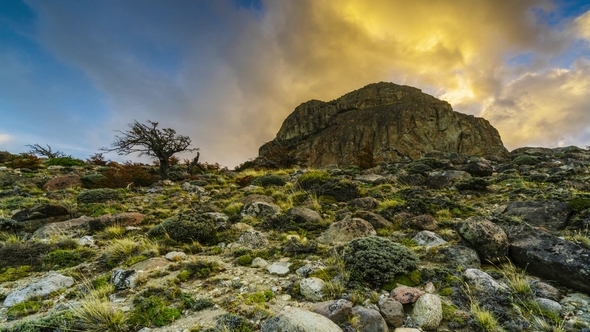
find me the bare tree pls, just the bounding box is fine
[101,120,198,180]
[26,144,65,158]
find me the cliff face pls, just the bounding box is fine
[260,82,508,167]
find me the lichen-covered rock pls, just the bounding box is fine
[88,212,145,231]
[437,245,481,269]
[3,273,74,307]
[509,231,590,293]
[378,298,404,327]
[502,200,571,230]
[286,207,323,224]
[111,269,137,290]
[261,307,343,332]
[391,286,424,304]
[463,268,511,305]
[353,211,393,230]
[313,299,353,324]
[412,293,442,330]
[300,277,325,302]
[235,229,269,249]
[348,197,380,210]
[412,231,447,248]
[259,82,507,168]
[11,204,70,232]
[33,216,91,239]
[267,262,291,276]
[317,218,376,244]
[351,306,388,332]
[456,216,508,263]
[241,201,281,218]
[408,215,438,231]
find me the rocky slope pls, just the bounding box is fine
[1,146,590,332]
[260,82,508,168]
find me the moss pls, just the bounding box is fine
[245,292,267,304]
[251,174,287,187]
[42,248,93,269]
[77,188,120,204]
[0,266,31,282]
[215,313,255,332]
[92,275,111,290]
[45,156,85,167]
[181,293,214,311]
[128,296,181,328]
[263,289,275,301]
[176,260,220,282]
[237,254,253,266]
[309,268,338,282]
[512,154,539,165]
[439,287,454,296]
[388,270,422,287]
[7,300,42,318]
[297,171,330,190]
[568,197,590,212]
[0,311,75,332]
[125,255,148,267]
[343,237,420,287]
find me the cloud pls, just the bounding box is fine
[17,0,586,166]
[482,58,590,149]
[0,134,13,145]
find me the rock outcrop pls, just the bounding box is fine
[260,82,507,167]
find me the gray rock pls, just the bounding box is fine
[531,280,560,301]
[111,269,138,290]
[425,170,471,189]
[165,251,187,261]
[300,277,326,302]
[560,293,590,329]
[33,216,91,239]
[535,298,562,315]
[317,218,376,244]
[235,229,269,249]
[78,235,95,246]
[267,262,291,276]
[241,201,281,218]
[261,307,343,332]
[351,306,388,332]
[456,216,508,263]
[412,293,442,330]
[313,299,353,324]
[460,162,494,177]
[412,231,447,248]
[354,174,385,184]
[286,207,323,223]
[438,245,481,269]
[407,214,438,231]
[463,268,510,305]
[205,212,229,222]
[503,200,571,230]
[239,194,276,205]
[509,231,590,293]
[348,197,380,211]
[252,257,269,268]
[378,298,404,327]
[353,211,392,230]
[3,273,74,307]
[296,261,327,278]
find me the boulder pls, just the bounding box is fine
[286,207,323,223]
[391,286,424,304]
[351,306,388,332]
[460,162,494,177]
[353,211,392,230]
[456,216,508,263]
[509,231,590,293]
[261,307,343,332]
[535,298,562,316]
[502,200,572,230]
[252,257,269,268]
[241,201,281,218]
[412,231,447,248]
[12,204,70,232]
[437,245,481,269]
[408,215,438,231]
[412,293,443,330]
[239,194,276,205]
[317,218,376,244]
[259,82,507,168]
[300,277,326,302]
[111,269,138,290]
[234,229,269,249]
[425,170,471,189]
[33,216,91,239]
[42,174,82,191]
[3,273,74,307]
[463,268,511,305]
[267,262,291,276]
[354,174,385,184]
[530,281,560,301]
[348,197,380,210]
[314,299,353,324]
[165,251,187,261]
[378,298,404,327]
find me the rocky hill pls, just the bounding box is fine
[1,146,590,332]
[260,82,508,168]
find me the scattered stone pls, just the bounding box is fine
[235,229,269,249]
[251,257,269,268]
[300,277,326,302]
[354,174,385,184]
[378,298,404,327]
[437,245,481,269]
[78,235,95,246]
[510,231,590,293]
[316,218,376,244]
[412,293,442,330]
[425,170,471,189]
[296,261,327,278]
[241,201,281,218]
[412,230,447,248]
[503,200,571,230]
[393,329,421,332]
[33,216,91,239]
[391,286,424,304]
[286,207,323,223]
[531,280,560,301]
[460,162,494,177]
[353,211,393,229]
[313,299,353,324]
[42,174,82,191]
[205,212,229,222]
[408,214,438,231]
[3,273,74,307]
[261,307,343,332]
[111,269,138,290]
[267,262,291,276]
[463,268,510,304]
[351,306,388,332]
[535,298,562,316]
[165,251,187,261]
[456,216,508,263]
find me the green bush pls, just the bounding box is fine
[77,188,120,204]
[0,311,75,332]
[45,156,86,166]
[80,174,108,188]
[237,254,253,266]
[343,236,420,287]
[7,153,43,170]
[512,154,539,165]
[128,296,180,328]
[0,266,31,282]
[147,210,217,244]
[251,174,287,187]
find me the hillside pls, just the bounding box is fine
[0,147,590,332]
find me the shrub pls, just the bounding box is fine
[215,313,255,332]
[128,296,181,328]
[0,311,75,332]
[77,188,120,204]
[0,266,31,282]
[81,174,108,189]
[512,154,539,165]
[343,236,420,287]
[147,210,217,244]
[251,174,287,187]
[7,153,43,170]
[100,162,158,188]
[87,153,109,166]
[45,156,86,166]
[237,254,253,266]
[297,171,330,190]
[175,260,220,282]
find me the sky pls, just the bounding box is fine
[1,0,590,167]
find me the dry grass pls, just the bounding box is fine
[72,288,126,331]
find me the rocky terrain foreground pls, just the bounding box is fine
[1,146,590,332]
